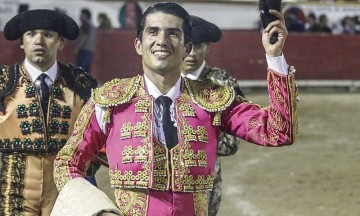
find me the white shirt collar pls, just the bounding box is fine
[24,58,58,83]
[143,74,181,102]
[181,61,206,80]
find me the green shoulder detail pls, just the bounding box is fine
[59,63,98,101]
[0,64,19,112]
[92,75,141,107]
[184,78,236,112]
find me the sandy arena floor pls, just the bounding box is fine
[1,93,358,216]
[96,92,360,216]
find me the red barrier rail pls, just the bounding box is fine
[1,29,359,84]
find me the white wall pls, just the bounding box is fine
[1,0,360,34]
[0,0,260,30]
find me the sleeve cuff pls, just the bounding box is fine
[266,53,289,75]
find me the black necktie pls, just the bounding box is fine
[157,96,178,150]
[37,74,50,115]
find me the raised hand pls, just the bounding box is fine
[262,10,288,57]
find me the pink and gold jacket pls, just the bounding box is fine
[54,69,298,215]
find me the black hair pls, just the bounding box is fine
[81,8,92,19]
[136,2,192,44]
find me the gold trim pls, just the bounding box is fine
[174,93,215,192]
[0,66,10,92]
[288,66,299,143]
[92,76,141,107]
[184,78,235,112]
[114,188,148,216]
[4,155,14,214]
[54,100,95,190]
[194,192,208,216]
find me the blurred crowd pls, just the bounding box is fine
[39,2,360,35]
[54,0,142,31]
[283,6,360,35]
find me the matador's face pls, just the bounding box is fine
[134,12,189,77]
[21,29,64,71]
[182,42,209,75]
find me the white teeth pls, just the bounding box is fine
[154,51,169,57]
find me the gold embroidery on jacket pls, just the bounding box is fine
[121,144,150,164]
[134,145,149,163]
[112,93,159,190]
[197,126,208,143]
[183,149,207,168]
[184,78,235,112]
[153,143,168,189]
[121,122,133,140]
[194,192,208,216]
[92,76,141,107]
[288,66,299,143]
[174,93,215,192]
[246,71,298,146]
[182,125,197,142]
[54,100,94,190]
[212,112,222,126]
[110,170,149,188]
[114,188,148,216]
[0,154,26,215]
[122,146,134,164]
[0,65,81,154]
[0,66,10,91]
[179,103,195,117]
[135,99,150,113]
[134,121,148,138]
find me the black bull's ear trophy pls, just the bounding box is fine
[259,0,282,44]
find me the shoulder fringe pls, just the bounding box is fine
[92,75,141,107]
[184,78,235,112]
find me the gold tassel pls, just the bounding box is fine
[212,112,221,126]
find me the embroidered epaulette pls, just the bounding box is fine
[92,75,141,107]
[0,64,19,112]
[59,63,98,101]
[184,78,235,112]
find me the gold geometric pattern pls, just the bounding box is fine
[54,100,94,190]
[0,154,26,215]
[114,188,148,216]
[92,75,141,107]
[246,70,298,146]
[193,191,208,216]
[174,92,215,192]
[135,99,150,113]
[184,78,235,112]
[0,66,10,92]
[109,170,150,189]
[121,122,133,140]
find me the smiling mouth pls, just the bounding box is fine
[153,50,170,59]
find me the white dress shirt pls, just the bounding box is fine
[24,58,58,86]
[181,54,289,79]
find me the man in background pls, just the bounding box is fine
[181,15,245,216]
[0,9,97,215]
[74,8,97,73]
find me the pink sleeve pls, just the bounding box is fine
[221,69,298,147]
[54,99,108,191]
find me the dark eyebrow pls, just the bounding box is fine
[145,26,159,32]
[145,26,182,33]
[167,28,182,33]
